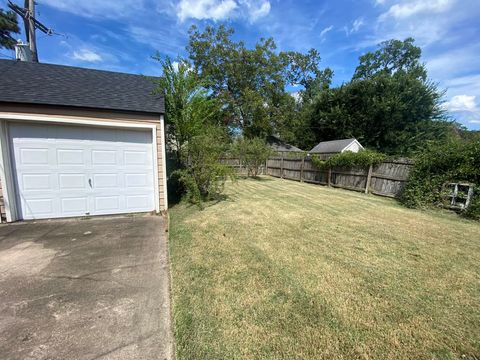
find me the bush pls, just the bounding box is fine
[311,149,387,169]
[400,139,480,219]
[231,137,273,177]
[174,128,235,207]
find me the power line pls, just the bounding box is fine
[7,0,54,62]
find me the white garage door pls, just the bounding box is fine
[9,122,156,220]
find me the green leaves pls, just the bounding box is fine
[311,150,387,170]
[400,138,480,219]
[0,9,20,50]
[153,56,220,159]
[307,38,453,155]
[173,127,235,208]
[353,38,426,81]
[154,56,231,206]
[231,137,273,177]
[187,24,331,139]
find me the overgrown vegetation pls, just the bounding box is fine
[154,57,233,206]
[401,139,480,219]
[311,149,387,169]
[173,128,234,207]
[230,137,273,177]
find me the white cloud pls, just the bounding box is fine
[444,95,477,112]
[344,17,364,36]
[71,48,102,62]
[361,0,477,50]
[241,0,271,21]
[176,0,270,22]
[379,0,454,21]
[443,94,480,126]
[177,0,237,21]
[320,25,333,39]
[352,18,364,32]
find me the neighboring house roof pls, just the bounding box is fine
[267,135,303,152]
[0,59,164,114]
[309,138,363,153]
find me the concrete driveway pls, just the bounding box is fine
[0,215,174,360]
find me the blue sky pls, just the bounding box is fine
[1,0,479,130]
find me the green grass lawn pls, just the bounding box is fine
[168,177,480,359]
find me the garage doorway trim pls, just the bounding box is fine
[0,113,162,222]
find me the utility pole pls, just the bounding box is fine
[8,0,53,62]
[25,0,37,62]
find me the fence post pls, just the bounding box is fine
[300,156,305,182]
[365,164,373,194]
[281,153,284,179]
[327,168,332,187]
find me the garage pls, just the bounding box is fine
[0,59,167,222]
[9,122,156,220]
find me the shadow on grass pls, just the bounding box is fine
[176,193,232,211]
[236,175,274,182]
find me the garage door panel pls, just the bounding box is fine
[126,195,152,210]
[93,173,118,188]
[61,197,88,214]
[57,149,85,165]
[19,148,49,165]
[21,174,51,190]
[58,174,87,190]
[125,173,149,187]
[94,196,120,212]
[9,122,156,220]
[22,198,54,217]
[124,150,150,165]
[92,150,116,165]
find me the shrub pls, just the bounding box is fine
[231,137,273,177]
[174,128,235,207]
[311,149,387,169]
[400,139,480,219]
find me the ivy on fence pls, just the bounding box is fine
[311,150,387,169]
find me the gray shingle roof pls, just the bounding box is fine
[267,135,303,152]
[309,138,359,153]
[0,59,164,114]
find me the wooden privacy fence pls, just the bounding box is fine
[219,157,267,176]
[266,156,413,198]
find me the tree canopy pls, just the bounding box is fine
[187,24,332,139]
[0,8,20,50]
[303,38,455,155]
[159,26,463,157]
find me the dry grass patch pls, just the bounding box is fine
[169,177,480,359]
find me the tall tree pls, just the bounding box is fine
[0,8,20,50]
[187,25,331,139]
[153,56,221,162]
[353,38,425,80]
[282,49,333,103]
[308,38,453,155]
